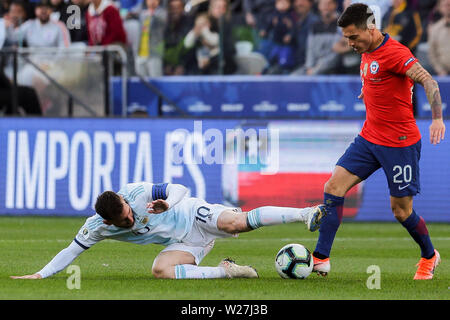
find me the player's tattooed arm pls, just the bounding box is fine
[406,62,445,144]
[406,63,442,119]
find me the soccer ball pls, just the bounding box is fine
[275,243,313,279]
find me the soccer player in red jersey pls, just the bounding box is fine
[312,3,445,280]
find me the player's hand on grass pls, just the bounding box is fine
[429,118,445,145]
[10,273,42,280]
[147,199,169,214]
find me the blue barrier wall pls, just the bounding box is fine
[0,118,238,216]
[112,76,450,119]
[0,118,449,222]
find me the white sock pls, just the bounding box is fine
[246,206,313,229]
[174,264,227,279]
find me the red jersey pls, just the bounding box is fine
[360,34,421,147]
[86,1,127,46]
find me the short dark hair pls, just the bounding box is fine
[337,3,375,29]
[35,0,51,8]
[95,191,123,221]
[10,0,27,9]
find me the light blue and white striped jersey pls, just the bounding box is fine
[74,182,198,249]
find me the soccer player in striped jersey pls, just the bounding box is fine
[11,182,327,280]
[312,3,445,280]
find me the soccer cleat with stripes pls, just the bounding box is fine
[306,204,328,232]
[414,249,440,280]
[312,255,330,277]
[218,258,259,278]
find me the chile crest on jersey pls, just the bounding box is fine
[369,61,379,74]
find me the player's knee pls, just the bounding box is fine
[324,179,341,195]
[391,204,410,222]
[151,264,175,279]
[218,211,247,234]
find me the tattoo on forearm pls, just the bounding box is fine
[425,80,443,119]
[407,63,443,120]
[408,63,430,84]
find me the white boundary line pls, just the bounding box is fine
[0,237,449,243]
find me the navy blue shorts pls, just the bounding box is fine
[336,135,421,198]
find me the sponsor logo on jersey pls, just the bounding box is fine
[370,61,379,74]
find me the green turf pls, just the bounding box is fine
[0,217,448,300]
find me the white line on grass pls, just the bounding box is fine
[1,237,449,243]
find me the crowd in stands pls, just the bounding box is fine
[1,0,449,77]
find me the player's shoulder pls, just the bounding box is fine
[385,35,408,50]
[381,35,415,61]
[119,182,152,202]
[84,214,106,231]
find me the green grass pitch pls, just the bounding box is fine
[0,216,448,300]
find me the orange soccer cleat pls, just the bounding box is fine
[413,250,441,280]
[313,255,330,277]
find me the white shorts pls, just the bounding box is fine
[161,202,241,264]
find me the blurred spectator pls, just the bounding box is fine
[0,3,42,116]
[124,0,168,20]
[0,67,42,115]
[304,0,340,75]
[243,0,275,30]
[415,0,437,42]
[50,0,70,23]
[135,0,167,77]
[208,0,237,74]
[428,0,450,76]
[163,0,193,75]
[242,0,275,50]
[3,0,28,31]
[124,0,146,20]
[6,0,70,47]
[383,0,422,53]
[425,0,443,28]
[68,0,89,43]
[260,0,296,74]
[3,0,71,114]
[291,0,319,74]
[329,0,358,74]
[1,1,27,49]
[1,1,13,17]
[184,13,220,74]
[86,0,127,46]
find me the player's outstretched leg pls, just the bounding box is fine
[245,205,328,232]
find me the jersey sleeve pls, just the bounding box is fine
[387,44,418,75]
[74,217,105,249]
[37,241,85,279]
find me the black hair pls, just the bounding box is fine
[94,191,123,221]
[35,0,51,7]
[10,0,27,10]
[337,3,375,29]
